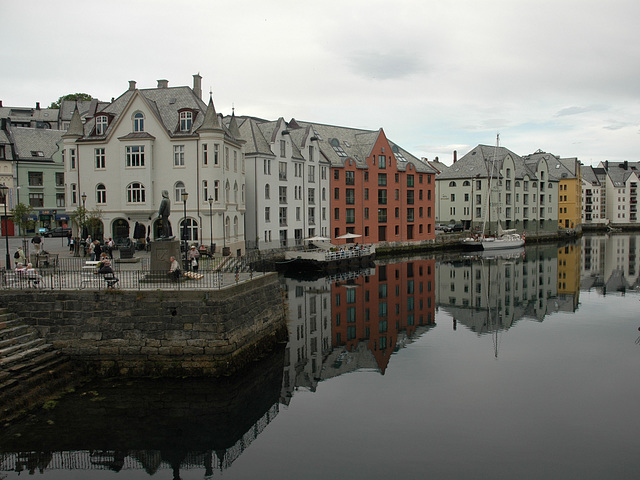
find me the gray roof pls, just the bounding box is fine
[439,144,536,180]
[581,165,601,185]
[603,161,640,187]
[12,127,63,161]
[523,150,576,181]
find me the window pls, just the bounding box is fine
[378,189,387,205]
[28,172,43,186]
[127,182,146,203]
[55,172,64,187]
[279,186,287,203]
[334,208,339,220]
[279,207,287,226]
[96,184,107,204]
[96,115,108,135]
[180,111,192,131]
[346,208,355,224]
[133,112,144,132]
[407,175,414,187]
[180,218,199,241]
[308,188,315,204]
[95,148,105,169]
[378,208,387,222]
[56,193,65,207]
[265,184,270,199]
[265,206,270,222]
[279,162,287,180]
[345,171,355,185]
[378,155,386,168]
[203,180,208,200]
[407,190,414,205]
[71,184,77,204]
[280,140,286,157]
[126,146,145,167]
[173,145,185,166]
[203,144,208,165]
[263,158,271,174]
[214,144,220,165]
[70,148,76,169]
[214,180,220,202]
[378,173,387,186]
[346,188,355,205]
[29,193,44,207]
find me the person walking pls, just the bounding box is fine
[93,240,102,260]
[89,240,96,261]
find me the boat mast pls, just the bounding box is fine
[481,134,500,237]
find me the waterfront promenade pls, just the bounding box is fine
[0,237,265,291]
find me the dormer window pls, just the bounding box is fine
[180,111,193,131]
[134,112,145,132]
[96,115,108,135]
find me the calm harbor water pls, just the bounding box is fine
[1,233,639,479]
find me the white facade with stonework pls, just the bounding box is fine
[62,75,245,255]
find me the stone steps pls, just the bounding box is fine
[0,308,76,424]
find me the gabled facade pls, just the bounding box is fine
[598,161,640,226]
[291,121,437,245]
[580,165,607,226]
[62,75,246,254]
[437,144,559,235]
[239,117,330,250]
[523,151,582,230]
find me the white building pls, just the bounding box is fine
[237,116,330,250]
[598,161,640,227]
[62,75,246,255]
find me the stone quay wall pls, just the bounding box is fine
[0,273,287,377]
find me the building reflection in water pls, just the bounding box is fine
[581,232,640,294]
[11,234,640,477]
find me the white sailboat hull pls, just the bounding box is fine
[462,234,524,251]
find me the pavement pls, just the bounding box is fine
[0,235,265,290]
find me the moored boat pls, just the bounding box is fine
[277,243,376,274]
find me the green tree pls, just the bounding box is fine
[9,202,35,239]
[48,93,93,109]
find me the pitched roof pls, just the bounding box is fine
[523,150,576,181]
[438,144,535,180]
[12,127,64,161]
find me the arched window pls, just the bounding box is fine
[234,181,238,203]
[265,184,270,199]
[234,216,239,238]
[463,181,470,186]
[174,181,186,202]
[449,181,457,187]
[126,182,145,203]
[225,216,230,241]
[96,184,107,204]
[180,218,199,241]
[133,112,144,132]
[225,180,230,203]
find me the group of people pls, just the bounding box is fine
[168,245,201,281]
[70,235,115,260]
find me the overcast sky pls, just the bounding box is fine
[2,0,638,166]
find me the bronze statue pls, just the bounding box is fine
[158,190,172,239]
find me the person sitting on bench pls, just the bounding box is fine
[97,258,119,288]
[169,256,181,281]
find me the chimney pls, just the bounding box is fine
[624,160,629,170]
[605,160,609,171]
[453,150,457,163]
[36,102,40,110]
[157,79,168,88]
[0,100,3,107]
[193,73,202,99]
[129,80,136,91]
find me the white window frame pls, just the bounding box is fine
[127,182,146,203]
[173,145,185,167]
[95,148,105,169]
[96,115,108,135]
[125,146,145,167]
[96,184,107,204]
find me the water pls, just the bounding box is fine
[2,234,639,479]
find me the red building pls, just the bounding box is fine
[331,259,436,373]
[290,121,437,245]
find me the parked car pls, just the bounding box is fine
[436,223,451,232]
[448,223,464,232]
[43,227,72,237]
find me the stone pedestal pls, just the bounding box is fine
[151,239,182,271]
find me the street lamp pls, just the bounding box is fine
[76,192,87,257]
[181,191,189,270]
[208,195,213,255]
[0,184,11,270]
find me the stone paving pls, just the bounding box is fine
[0,236,266,291]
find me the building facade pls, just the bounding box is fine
[61,75,246,255]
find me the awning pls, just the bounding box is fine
[55,214,70,221]
[26,214,37,221]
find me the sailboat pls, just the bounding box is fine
[461,134,525,251]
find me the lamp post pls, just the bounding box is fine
[0,184,10,270]
[76,192,87,257]
[208,195,213,255]
[181,191,189,270]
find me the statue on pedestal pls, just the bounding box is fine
[158,190,173,239]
